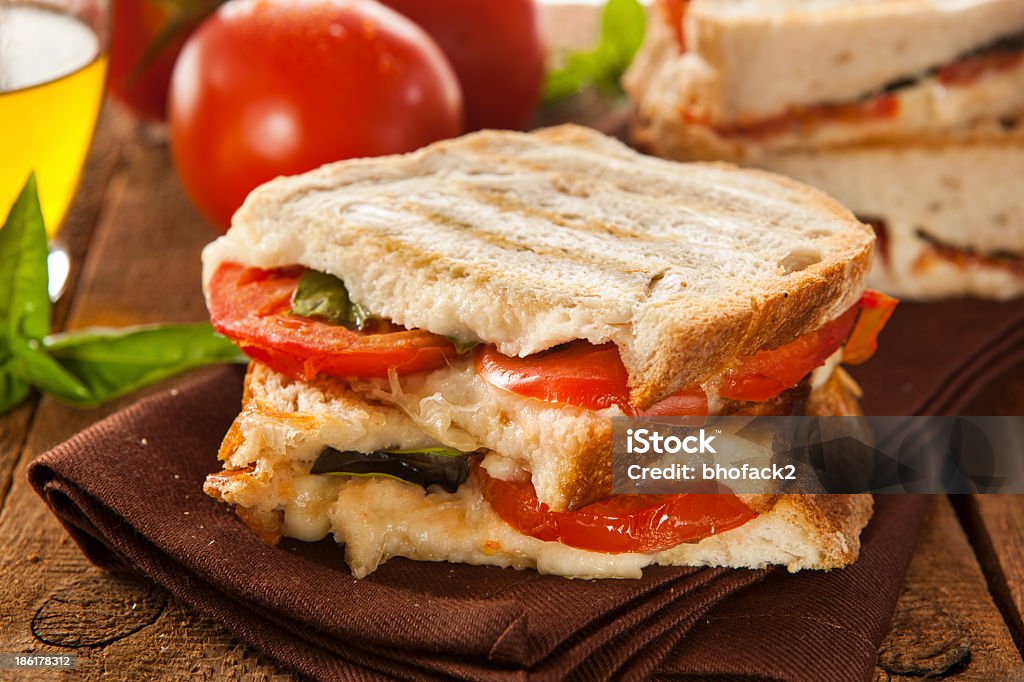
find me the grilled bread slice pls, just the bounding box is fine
[207,363,873,578]
[639,0,1024,127]
[203,124,873,408]
[626,5,1024,163]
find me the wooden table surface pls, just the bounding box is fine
[1,105,1023,680]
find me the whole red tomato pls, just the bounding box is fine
[169,0,463,230]
[380,0,543,131]
[108,0,217,121]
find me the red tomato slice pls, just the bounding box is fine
[208,262,457,380]
[938,50,1024,87]
[478,291,897,410]
[477,464,756,553]
[474,341,708,415]
[842,290,898,365]
[701,93,900,140]
[718,307,860,402]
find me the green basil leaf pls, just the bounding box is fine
[600,0,647,68]
[311,446,481,493]
[290,269,380,330]
[0,176,249,414]
[350,301,374,331]
[9,337,91,402]
[43,323,247,406]
[543,0,646,103]
[290,270,354,326]
[0,354,30,414]
[0,174,51,343]
[543,53,595,103]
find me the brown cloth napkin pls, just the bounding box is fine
[29,365,927,681]
[850,300,1024,416]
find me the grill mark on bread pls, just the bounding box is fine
[457,183,647,243]
[384,200,644,297]
[378,176,801,285]
[384,186,693,291]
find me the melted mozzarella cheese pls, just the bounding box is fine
[266,472,834,578]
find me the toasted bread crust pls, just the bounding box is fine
[204,125,873,408]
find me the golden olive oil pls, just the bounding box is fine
[0,3,107,236]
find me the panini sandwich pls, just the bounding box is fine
[202,125,894,579]
[626,0,1024,299]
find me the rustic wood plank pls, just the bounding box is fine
[0,112,296,680]
[876,496,1024,680]
[958,367,1024,657]
[0,403,34,516]
[956,496,1024,654]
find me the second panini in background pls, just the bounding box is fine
[626,0,1024,300]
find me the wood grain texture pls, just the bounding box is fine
[876,497,1024,681]
[31,575,167,648]
[957,495,1024,653]
[959,365,1024,656]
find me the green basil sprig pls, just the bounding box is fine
[0,175,247,414]
[311,446,482,493]
[544,0,646,103]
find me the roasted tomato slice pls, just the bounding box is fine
[478,291,896,409]
[208,262,457,379]
[842,290,898,365]
[719,291,896,400]
[474,341,708,415]
[477,464,756,553]
[702,93,900,140]
[938,50,1024,87]
[718,307,860,402]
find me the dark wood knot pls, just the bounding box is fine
[32,574,167,648]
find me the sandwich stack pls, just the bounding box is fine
[202,125,894,579]
[626,0,1024,300]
